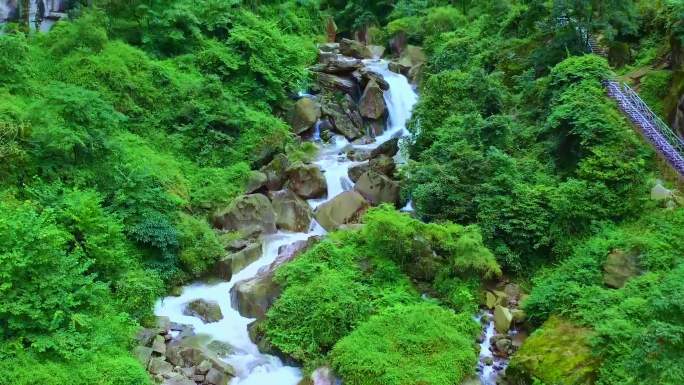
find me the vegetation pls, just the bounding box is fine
[2,0,684,384]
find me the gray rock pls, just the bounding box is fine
[148,357,174,377]
[339,38,373,59]
[603,249,640,289]
[206,367,230,385]
[290,97,321,134]
[316,73,359,96]
[260,154,291,191]
[213,194,277,235]
[314,191,370,231]
[152,334,166,355]
[214,242,263,280]
[133,346,153,367]
[270,189,313,232]
[354,170,400,206]
[371,137,399,158]
[286,163,327,199]
[183,299,223,324]
[321,93,363,140]
[245,171,267,194]
[359,80,386,120]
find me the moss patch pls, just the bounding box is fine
[505,316,599,385]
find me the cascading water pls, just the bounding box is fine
[155,59,419,384]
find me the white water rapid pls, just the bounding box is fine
[155,59,418,385]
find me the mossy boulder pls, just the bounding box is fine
[183,299,223,324]
[286,162,328,200]
[494,305,513,333]
[354,170,400,206]
[359,80,386,120]
[213,194,277,235]
[602,249,640,289]
[214,242,263,280]
[339,38,373,59]
[290,98,321,134]
[270,189,313,232]
[261,154,291,191]
[504,316,599,385]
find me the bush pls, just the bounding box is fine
[331,303,479,385]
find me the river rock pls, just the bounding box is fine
[183,299,223,324]
[244,171,267,194]
[367,119,385,137]
[348,163,369,183]
[286,163,327,199]
[152,334,166,355]
[290,98,321,134]
[359,80,386,120]
[603,248,640,289]
[312,55,363,74]
[149,357,174,377]
[511,309,526,323]
[359,68,390,91]
[232,273,281,320]
[367,45,386,59]
[347,148,372,162]
[215,242,263,280]
[354,170,400,206]
[213,194,277,235]
[485,291,497,309]
[260,154,290,191]
[370,155,396,178]
[494,305,513,333]
[322,93,363,140]
[495,338,513,355]
[270,189,313,232]
[318,42,339,53]
[162,375,196,385]
[314,191,370,231]
[134,346,154,367]
[339,38,373,59]
[316,73,359,97]
[206,368,230,385]
[397,45,426,82]
[371,137,399,158]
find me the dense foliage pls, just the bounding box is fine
[264,206,497,380]
[0,0,320,382]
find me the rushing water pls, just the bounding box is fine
[155,59,418,384]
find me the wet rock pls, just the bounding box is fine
[398,45,426,82]
[495,338,512,354]
[359,68,390,91]
[245,171,267,194]
[369,155,396,178]
[270,189,313,232]
[214,242,263,280]
[504,283,522,302]
[484,356,494,366]
[494,305,513,333]
[354,170,400,206]
[352,136,375,145]
[316,73,359,97]
[260,154,291,191]
[149,357,174,377]
[511,309,526,324]
[286,163,327,199]
[359,80,386,120]
[232,273,281,320]
[197,360,212,374]
[152,334,166,355]
[370,137,399,159]
[389,61,411,76]
[367,45,386,59]
[340,38,373,59]
[136,327,159,347]
[207,340,233,357]
[314,191,370,231]
[213,194,277,235]
[290,98,321,134]
[485,291,497,309]
[162,375,196,385]
[183,299,223,324]
[322,93,363,140]
[347,148,372,162]
[318,43,339,53]
[133,346,154,367]
[603,248,640,289]
[366,118,385,137]
[206,367,230,385]
[348,162,369,183]
[312,55,363,74]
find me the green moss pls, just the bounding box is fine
[506,316,599,385]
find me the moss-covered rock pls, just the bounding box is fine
[504,316,599,385]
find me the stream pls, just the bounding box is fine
[154,60,501,385]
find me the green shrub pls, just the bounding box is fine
[331,303,479,385]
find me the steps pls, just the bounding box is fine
[605,80,684,175]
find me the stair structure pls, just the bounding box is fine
[605,80,684,175]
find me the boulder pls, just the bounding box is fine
[206,368,230,385]
[148,357,174,377]
[245,171,267,194]
[603,249,640,289]
[348,163,370,183]
[286,163,327,199]
[270,189,313,232]
[233,238,318,319]
[367,119,385,137]
[260,154,290,191]
[213,194,277,235]
[316,73,359,97]
[398,45,426,82]
[290,98,321,134]
[505,316,599,385]
[314,191,370,231]
[339,38,373,59]
[651,181,674,201]
[152,334,166,355]
[321,93,363,140]
[311,367,338,385]
[485,291,497,309]
[183,299,223,324]
[133,346,154,367]
[495,338,513,355]
[354,170,400,206]
[214,242,263,280]
[494,305,513,333]
[162,375,196,385]
[371,137,399,158]
[359,68,390,91]
[318,42,339,53]
[388,61,411,76]
[232,273,281,320]
[511,309,526,324]
[359,80,386,120]
[347,148,372,162]
[312,55,363,74]
[369,155,396,177]
[207,340,234,357]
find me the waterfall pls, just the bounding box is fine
[0,1,10,22]
[154,60,419,384]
